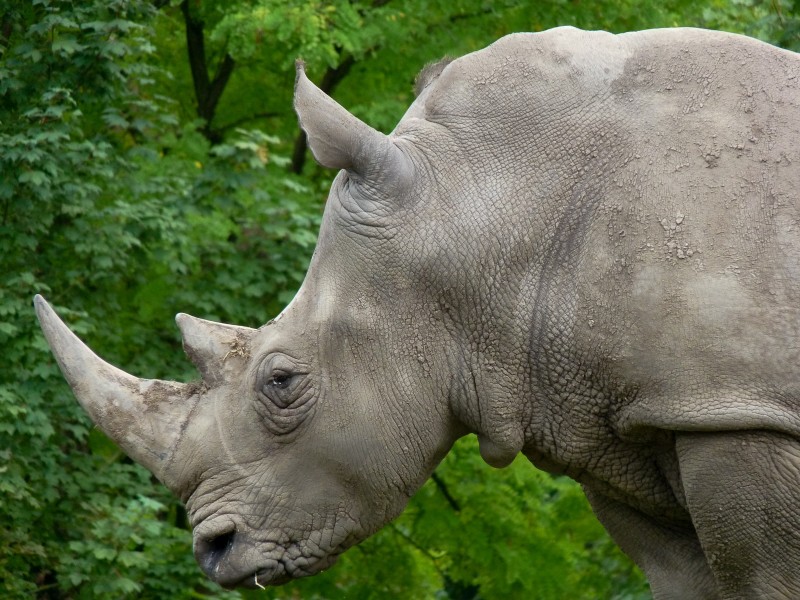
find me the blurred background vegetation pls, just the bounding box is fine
[1,0,797,598]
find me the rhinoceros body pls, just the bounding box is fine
[36,27,800,599]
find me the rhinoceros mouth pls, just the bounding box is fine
[241,551,343,589]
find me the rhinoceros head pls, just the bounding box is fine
[34,61,520,588]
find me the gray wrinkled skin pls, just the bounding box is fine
[35,27,800,598]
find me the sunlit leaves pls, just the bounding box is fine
[208,0,385,69]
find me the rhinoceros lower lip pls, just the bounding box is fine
[241,552,343,589]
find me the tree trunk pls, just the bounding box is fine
[180,0,235,144]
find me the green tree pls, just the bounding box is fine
[0,1,317,597]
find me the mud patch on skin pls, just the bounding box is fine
[224,333,250,362]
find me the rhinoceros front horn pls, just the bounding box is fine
[34,295,198,490]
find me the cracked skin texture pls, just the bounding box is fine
[409,28,799,598]
[408,28,800,599]
[36,27,800,599]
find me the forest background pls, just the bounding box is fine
[1,1,797,598]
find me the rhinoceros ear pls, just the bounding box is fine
[294,61,407,179]
[175,314,255,387]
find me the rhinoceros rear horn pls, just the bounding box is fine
[175,313,255,387]
[33,295,197,490]
[294,61,408,181]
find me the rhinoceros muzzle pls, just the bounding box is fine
[193,528,343,589]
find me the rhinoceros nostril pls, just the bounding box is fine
[195,528,236,575]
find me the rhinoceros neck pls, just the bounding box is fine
[440,132,643,474]
[439,164,613,469]
[412,33,638,470]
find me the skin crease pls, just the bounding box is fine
[36,26,800,598]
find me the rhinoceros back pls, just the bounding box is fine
[409,27,800,442]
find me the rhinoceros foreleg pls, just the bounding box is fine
[583,486,719,600]
[676,431,800,600]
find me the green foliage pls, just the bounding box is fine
[700,0,800,50]
[0,2,319,598]
[2,0,796,598]
[210,1,385,68]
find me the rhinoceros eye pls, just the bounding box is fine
[255,354,316,436]
[261,369,299,404]
[267,371,293,390]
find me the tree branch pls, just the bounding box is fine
[390,521,479,598]
[0,12,13,59]
[181,1,209,108]
[431,471,461,512]
[203,53,235,119]
[180,0,234,144]
[218,111,280,133]
[388,523,448,579]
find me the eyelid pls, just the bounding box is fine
[254,353,310,399]
[263,351,305,372]
[252,354,316,436]
[256,355,304,396]
[258,355,291,378]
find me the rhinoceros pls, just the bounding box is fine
[35,26,800,599]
